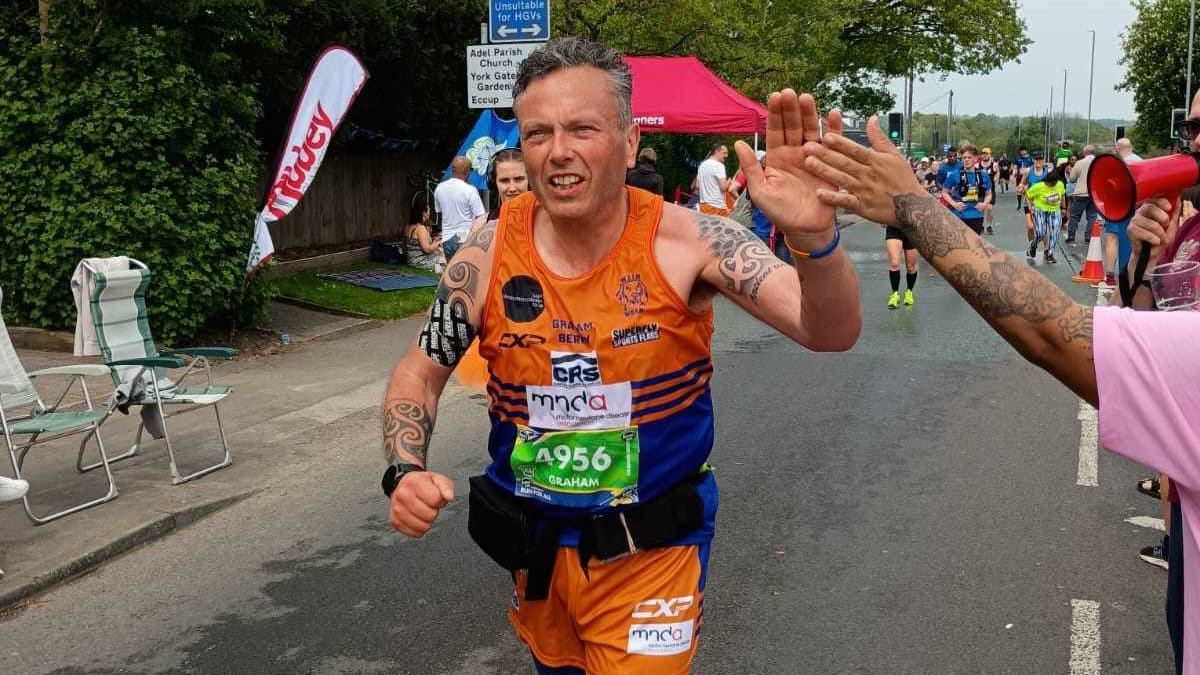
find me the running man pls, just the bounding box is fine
[941,143,992,235]
[978,147,998,234]
[883,220,919,308]
[1013,146,1033,210]
[1025,168,1065,263]
[1018,151,1051,252]
[997,152,1013,193]
[381,38,861,675]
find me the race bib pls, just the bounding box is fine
[963,185,979,203]
[511,426,640,508]
[1046,193,1061,205]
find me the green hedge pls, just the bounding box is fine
[0,20,267,345]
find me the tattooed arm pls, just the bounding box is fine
[697,90,861,351]
[694,212,861,351]
[806,117,1099,405]
[384,219,496,538]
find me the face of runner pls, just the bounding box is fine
[495,159,529,204]
[516,66,639,225]
[961,152,976,170]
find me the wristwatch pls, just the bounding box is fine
[382,462,426,497]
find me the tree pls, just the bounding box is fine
[1120,0,1192,154]
[0,1,276,343]
[552,0,1029,116]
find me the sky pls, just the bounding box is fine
[888,0,1139,121]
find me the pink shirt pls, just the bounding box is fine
[1095,306,1200,673]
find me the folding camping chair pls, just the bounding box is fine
[0,287,120,524]
[78,259,235,485]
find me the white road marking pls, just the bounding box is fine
[1124,516,1166,532]
[1077,401,1099,487]
[1070,599,1101,675]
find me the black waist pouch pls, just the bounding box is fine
[467,474,535,571]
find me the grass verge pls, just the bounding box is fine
[270,260,438,320]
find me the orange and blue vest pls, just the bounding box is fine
[478,187,718,545]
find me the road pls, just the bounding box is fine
[0,191,1176,674]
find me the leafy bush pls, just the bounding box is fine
[0,11,268,345]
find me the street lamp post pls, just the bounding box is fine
[1189,0,1197,107]
[1061,69,1068,144]
[1087,29,1095,146]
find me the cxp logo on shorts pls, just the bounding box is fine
[550,351,601,386]
[627,619,694,656]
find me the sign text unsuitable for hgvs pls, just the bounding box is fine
[466,43,538,109]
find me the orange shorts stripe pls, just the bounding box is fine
[509,545,708,674]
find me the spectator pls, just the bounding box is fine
[404,192,444,273]
[1101,139,1143,286]
[693,143,731,216]
[1070,145,1099,246]
[478,148,528,224]
[433,155,486,259]
[625,147,664,195]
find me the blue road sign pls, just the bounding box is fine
[489,0,550,43]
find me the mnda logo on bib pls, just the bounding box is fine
[551,351,601,386]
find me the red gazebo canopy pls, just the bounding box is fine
[623,56,767,135]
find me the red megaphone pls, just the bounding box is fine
[1089,152,1200,222]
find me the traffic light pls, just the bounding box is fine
[1171,108,1188,139]
[888,112,904,143]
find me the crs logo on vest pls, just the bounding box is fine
[550,350,602,386]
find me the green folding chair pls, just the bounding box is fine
[80,259,235,485]
[0,287,120,524]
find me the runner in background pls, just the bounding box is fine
[997,152,1013,193]
[978,147,998,234]
[941,143,992,235]
[1013,146,1033,210]
[1024,168,1065,263]
[1018,151,1050,253]
[883,221,919,308]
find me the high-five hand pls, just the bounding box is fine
[799,115,927,226]
[734,90,842,249]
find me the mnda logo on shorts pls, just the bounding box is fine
[550,351,601,386]
[627,619,694,656]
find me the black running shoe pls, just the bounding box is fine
[1140,543,1169,570]
[1027,241,1037,258]
[1065,236,1075,244]
[1046,252,1057,264]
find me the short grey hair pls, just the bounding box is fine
[513,37,633,128]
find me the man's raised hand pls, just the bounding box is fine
[733,90,842,246]
[389,470,455,538]
[802,115,928,227]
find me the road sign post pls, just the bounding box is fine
[489,0,550,44]
[466,43,539,109]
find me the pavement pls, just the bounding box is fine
[0,192,1178,674]
[0,300,388,609]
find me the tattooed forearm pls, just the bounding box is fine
[696,214,788,303]
[891,193,1094,364]
[893,194,973,259]
[383,400,434,465]
[460,219,497,255]
[419,258,480,366]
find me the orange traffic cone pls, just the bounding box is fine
[1072,219,1105,284]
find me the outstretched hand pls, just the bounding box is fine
[800,115,928,227]
[734,90,842,247]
